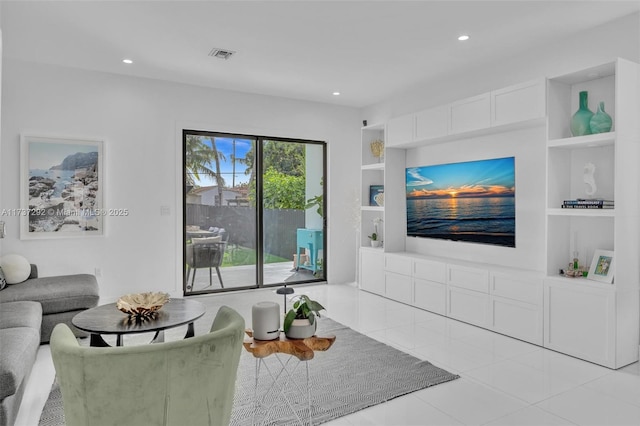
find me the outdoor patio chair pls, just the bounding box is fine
[185,235,228,291]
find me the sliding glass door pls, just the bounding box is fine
[183,130,326,295]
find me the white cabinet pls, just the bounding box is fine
[359,122,406,257]
[491,79,546,127]
[386,114,414,147]
[415,105,449,141]
[449,92,491,134]
[414,278,446,315]
[447,264,489,293]
[360,248,385,296]
[447,286,491,327]
[544,278,616,367]
[385,271,413,304]
[490,272,543,345]
[358,60,638,369]
[383,253,413,304]
[543,59,640,368]
[492,296,543,345]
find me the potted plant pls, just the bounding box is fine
[368,217,383,247]
[283,295,325,339]
[368,232,381,247]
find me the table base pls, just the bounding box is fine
[253,354,312,426]
[88,321,197,347]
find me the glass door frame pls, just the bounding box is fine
[182,129,327,295]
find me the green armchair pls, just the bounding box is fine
[50,305,245,426]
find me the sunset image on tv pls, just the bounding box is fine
[406,157,515,247]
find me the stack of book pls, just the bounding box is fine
[561,199,614,209]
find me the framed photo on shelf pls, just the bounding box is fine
[20,134,104,240]
[369,185,384,207]
[587,249,615,284]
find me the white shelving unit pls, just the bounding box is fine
[544,58,639,368]
[357,59,639,368]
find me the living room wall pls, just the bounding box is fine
[361,12,639,270]
[362,13,640,125]
[0,60,360,301]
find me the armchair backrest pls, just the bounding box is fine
[50,305,245,426]
[186,239,228,268]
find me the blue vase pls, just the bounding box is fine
[589,101,612,134]
[570,91,593,136]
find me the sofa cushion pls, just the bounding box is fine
[0,301,42,400]
[0,274,99,314]
[0,301,42,330]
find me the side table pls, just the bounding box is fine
[243,330,335,426]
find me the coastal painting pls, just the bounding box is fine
[405,157,515,248]
[20,135,103,239]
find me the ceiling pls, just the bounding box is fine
[2,1,639,108]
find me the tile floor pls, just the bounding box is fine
[15,282,640,426]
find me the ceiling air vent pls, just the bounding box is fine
[209,48,236,60]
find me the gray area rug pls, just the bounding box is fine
[39,318,459,426]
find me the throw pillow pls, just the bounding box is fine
[0,267,6,290]
[0,254,31,284]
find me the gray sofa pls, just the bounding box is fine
[0,266,99,426]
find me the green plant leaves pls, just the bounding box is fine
[283,295,325,332]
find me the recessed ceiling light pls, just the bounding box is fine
[122,59,133,64]
[458,35,470,41]
[332,92,341,96]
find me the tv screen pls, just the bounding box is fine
[406,157,515,248]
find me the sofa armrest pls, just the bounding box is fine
[29,264,38,279]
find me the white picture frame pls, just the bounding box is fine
[20,134,104,239]
[587,249,615,284]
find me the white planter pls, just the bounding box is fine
[285,318,317,339]
[370,240,381,248]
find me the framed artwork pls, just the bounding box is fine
[20,134,104,239]
[369,185,384,207]
[587,249,615,284]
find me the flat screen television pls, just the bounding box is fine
[406,156,515,248]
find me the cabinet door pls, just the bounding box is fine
[491,79,546,127]
[415,105,449,141]
[449,93,491,134]
[385,272,413,304]
[385,254,412,275]
[414,278,446,315]
[447,264,489,293]
[413,258,446,283]
[490,272,542,305]
[544,279,615,368]
[491,296,542,345]
[360,250,385,296]
[447,286,490,327]
[386,114,414,147]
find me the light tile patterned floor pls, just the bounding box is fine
[16,283,640,426]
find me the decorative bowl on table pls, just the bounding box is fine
[116,292,170,319]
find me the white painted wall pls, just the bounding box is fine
[405,127,546,271]
[0,60,360,301]
[360,12,639,272]
[362,13,640,125]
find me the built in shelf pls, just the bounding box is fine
[361,206,384,212]
[361,163,385,171]
[548,132,615,149]
[545,274,616,290]
[547,207,615,217]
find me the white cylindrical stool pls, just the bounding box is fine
[252,301,281,340]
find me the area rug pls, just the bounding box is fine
[39,318,459,426]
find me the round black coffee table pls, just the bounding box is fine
[72,298,206,347]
